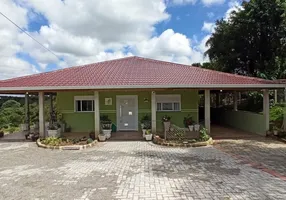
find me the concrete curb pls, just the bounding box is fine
[153,135,213,147]
[36,138,98,150]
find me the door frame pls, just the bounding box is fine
[116,95,138,131]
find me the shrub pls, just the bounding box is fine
[41,137,63,146]
[270,105,284,128]
[198,128,210,141]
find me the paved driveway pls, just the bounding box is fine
[1,141,286,200]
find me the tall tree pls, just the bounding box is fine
[205,0,286,79]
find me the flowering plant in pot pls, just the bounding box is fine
[183,115,194,131]
[162,115,171,132]
[98,132,106,142]
[100,115,112,139]
[145,129,153,141]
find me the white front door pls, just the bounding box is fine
[116,95,138,131]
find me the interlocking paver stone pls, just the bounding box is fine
[0,141,286,200]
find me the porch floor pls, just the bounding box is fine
[0,125,264,142]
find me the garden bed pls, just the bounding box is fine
[37,137,97,150]
[153,135,213,147]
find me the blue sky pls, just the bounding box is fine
[0,0,241,79]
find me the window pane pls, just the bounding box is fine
[82,100,93,111]
[174,103,180,111]
[76,100,81,111]
[156,103,161,111]
[162,103,173,111]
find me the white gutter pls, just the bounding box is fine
[0,84,285,91]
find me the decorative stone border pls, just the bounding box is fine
[153,135,213,147]
[36,138,98,150]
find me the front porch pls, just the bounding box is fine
[0,125,266,142]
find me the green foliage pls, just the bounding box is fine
[87,138,93,144]
[162,115,171,122]
[140,114,151,123]
[41,137,63,146]
[100,115,112,123]
[183,114,194,128]
[0,100,24,128]
[270,105,285,128]
[205,0,286,79]
[145,129,152,135]
[198,128,210,142]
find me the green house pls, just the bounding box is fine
[0,56,283,137]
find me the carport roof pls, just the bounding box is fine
[0,56,284,92]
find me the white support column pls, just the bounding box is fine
[38,92,45,138]
[205,90,211,133]
[284,88,286,131]
[233,91,238,111]
[94,91,100,138]
[151,91,156,133]
[263,90,270,133]
[274,90,278,104]
[25,93,30,131]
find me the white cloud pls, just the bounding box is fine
[0,0,37,79]
[225,0,242,20]
[202,22,216,33]
[202,0,225,6]
[170,0,197,5]
[207,12,215,19]
[0,0,217,80]
[134,29,208,64]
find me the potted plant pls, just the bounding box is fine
[162,115,171,131]
[194,123,200,132]
[183,114,194,131]
[98,132,106,141]
[273,126,279,136]
[145,129,153,141]
[57,112,66,133]
[102,123,112,139]
[140,114,151,129]
[47,124,61,137]
[142,122,151,138]
[100,115,112,139]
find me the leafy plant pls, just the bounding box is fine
[41,137,63,146]
[48,124,58,130]
[198,128,210,141]
[140,114,151,123]
[100,115,112,123]
[87,138,93,144]
[162,115,171,122]
[183,114,194,128]
[145,129,152,135]
[102,123,112,130]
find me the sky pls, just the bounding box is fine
[0,0,242,80]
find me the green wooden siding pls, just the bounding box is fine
[56,90,199,132]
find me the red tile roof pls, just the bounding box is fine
[0,56,282,91]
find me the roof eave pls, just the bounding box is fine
[0,83,284,92]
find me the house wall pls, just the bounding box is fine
[57,90,199,133]
[57,91,95,132]
[212,108,265,135]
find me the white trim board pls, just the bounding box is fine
[0,83,285,92]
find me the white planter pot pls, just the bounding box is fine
[98,134,106,141]
[47,128,61,137]
[142,129,146,137]
[188,125,194,131]
[163,121,171,131]
[103,129,111,139]
[145,134,153,141]
[194,124,200,131]
[274,130,278,135]
[20,123,29,131]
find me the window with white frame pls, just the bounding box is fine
[74,96,94,112]
[156,95,181,111]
